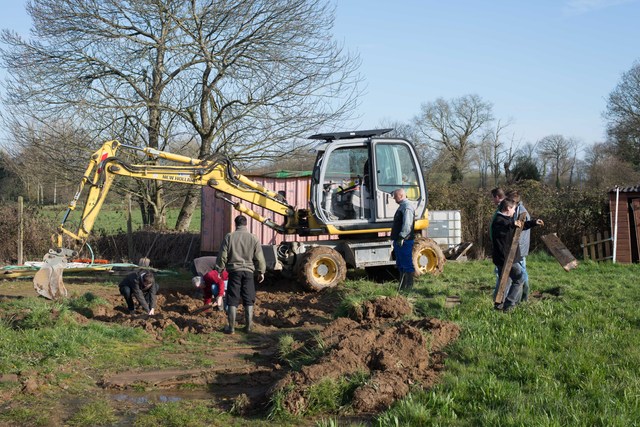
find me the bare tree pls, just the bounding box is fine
[1,0,362,231]
[476,119,514,187]
[414,94,494,183]
[605,60,640,169]
[582,141,640,189]
[537,134,579,188]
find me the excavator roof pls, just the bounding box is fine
[308,128,392,141]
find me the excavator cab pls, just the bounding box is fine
[309,129,427,234]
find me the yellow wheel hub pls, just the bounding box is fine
[311,258,338,285]
[415,248,438,274]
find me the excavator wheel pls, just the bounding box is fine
[297,246,347,292]
[412,237,446,276]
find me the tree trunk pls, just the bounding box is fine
[138,199,150,227]
[175,187,200,231]
[450,163,464,183]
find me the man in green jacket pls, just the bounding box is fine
[215,215,266,334]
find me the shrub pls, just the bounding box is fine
[0,202,57,263]
[427,181,609,259]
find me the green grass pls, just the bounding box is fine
[0,297,150,373]
[1,254,639,426]
[374,253,640,426]
[40,202,201,234]
[66,400,118,426]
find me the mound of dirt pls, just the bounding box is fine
[270,295,460,414]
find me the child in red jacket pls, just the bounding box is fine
[193,269,228,310]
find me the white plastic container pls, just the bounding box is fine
[426,210,462,249]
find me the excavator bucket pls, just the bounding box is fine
[33,250,70,300]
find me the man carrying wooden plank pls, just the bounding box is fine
[492,199,544,311]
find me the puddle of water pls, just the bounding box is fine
[108,389,213,404]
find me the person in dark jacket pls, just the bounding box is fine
[119,270,158,315]
[215,215,266,334]
[491,198,543,311]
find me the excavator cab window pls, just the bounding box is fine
[320,146,370,221]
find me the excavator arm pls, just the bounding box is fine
[56,140,297,249]
[35,140,298,300]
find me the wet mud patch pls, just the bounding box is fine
[35,284,459,418]
[270,295,460,415]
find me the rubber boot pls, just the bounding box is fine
[244,305,254,333]
[404,273,414,290]
[398,272,406,291]
[224,306,237,334]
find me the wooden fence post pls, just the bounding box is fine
[603,231,611,260]
[589,234,596,261]
[17,196,24,265]
[126,194,134,262]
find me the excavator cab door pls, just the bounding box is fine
[371,140,426,221]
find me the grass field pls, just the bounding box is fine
[41,203,201,234]
[1,254,639,426]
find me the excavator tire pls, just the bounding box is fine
[412,237,446,276]
[297,246,347,292]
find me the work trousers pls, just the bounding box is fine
[393,239,415,273]
[226,270,256,307]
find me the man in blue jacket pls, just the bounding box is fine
[390,188,416,290]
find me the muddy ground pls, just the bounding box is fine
[0,275,460,423]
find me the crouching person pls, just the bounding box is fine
[193,268,229,311]
[491,198,543,311]
[119,270,158,315]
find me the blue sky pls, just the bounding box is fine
[334,0,640,148]
[1,0,639,150]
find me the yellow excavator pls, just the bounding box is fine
[34,129,445,299]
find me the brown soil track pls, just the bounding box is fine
[0,277,460,418]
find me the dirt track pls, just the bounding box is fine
[1,276,460,418]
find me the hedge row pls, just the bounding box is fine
[427,180,610,259]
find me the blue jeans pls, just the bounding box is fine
[520,258,529,301]
[493,258,529,303]
[495,262,525,310]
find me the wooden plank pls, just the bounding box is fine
[494,212,527,305]
[596,231,603,261]
[589,234,596,261]
[541,233,578,271]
